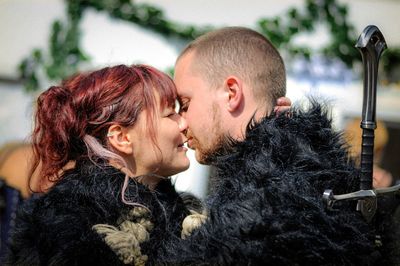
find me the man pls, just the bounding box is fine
[163,26,377,265]
[174,27,287,165]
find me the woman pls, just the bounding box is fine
[5,64,192,265]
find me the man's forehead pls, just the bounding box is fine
[174,74,192,98]
[174,52,197,81]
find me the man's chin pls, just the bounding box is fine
[194,140,234,165]
[194,150,209,165]
[195,148,221,165]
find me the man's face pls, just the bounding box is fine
[174,52,226,164]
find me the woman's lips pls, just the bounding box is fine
[178,139,188,151]
[177,145,188,152]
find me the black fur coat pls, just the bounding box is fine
[156,103,377,265]
[5,161,189,265]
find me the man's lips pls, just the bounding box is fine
[187,138,194,149]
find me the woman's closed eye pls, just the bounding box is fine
[163,108,178,118]
[167,111,178,118]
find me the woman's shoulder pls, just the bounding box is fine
[12,164,130,238]
[5,165,131,265]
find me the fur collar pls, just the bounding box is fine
[5,161,189,265]
[161,102,376,265]
[210,102,360,203]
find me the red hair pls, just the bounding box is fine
[30,64,177,192]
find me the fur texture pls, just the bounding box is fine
[5,161,189,265]
[155,102,377,265]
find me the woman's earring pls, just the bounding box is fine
[107,131,117,137]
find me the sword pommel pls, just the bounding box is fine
[355,25,387,52]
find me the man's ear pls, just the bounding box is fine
[107,125,133,155]
[225,76,243,112]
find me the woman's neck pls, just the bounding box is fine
[109,160,163,190]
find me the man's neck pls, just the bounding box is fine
[233,105,269,141]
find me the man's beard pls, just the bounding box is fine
[189,130,234,165]
[188,103,234,165]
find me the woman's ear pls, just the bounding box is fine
[225,76,243,112]
[107,125,133,155]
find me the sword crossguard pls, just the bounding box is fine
[323,184,400,222]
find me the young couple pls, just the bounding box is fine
[6,27,380,265]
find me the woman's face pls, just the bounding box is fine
[128,92,190,178]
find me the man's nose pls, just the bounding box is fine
[178,115,188,132]
[179,110,187,119]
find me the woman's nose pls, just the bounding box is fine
[178,115,188,132]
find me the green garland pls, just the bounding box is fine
[258,0,358,66]
[19,0,400,92]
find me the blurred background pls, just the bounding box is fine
[0,0,399,199]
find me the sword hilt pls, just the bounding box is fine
[355,25,387,222]
[323,26,387,222]
[355,25,387,191]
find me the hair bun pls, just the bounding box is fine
[38,85,71,109]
